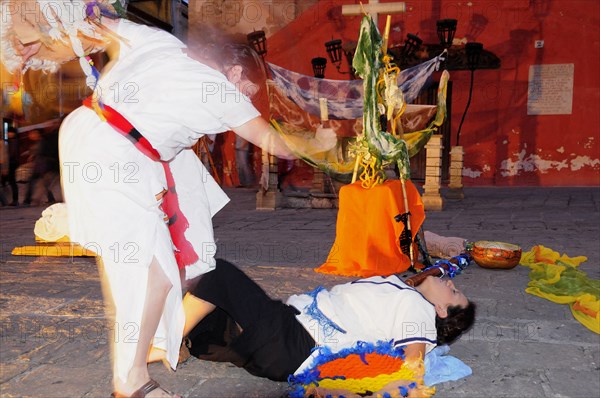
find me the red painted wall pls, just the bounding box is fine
[264,0,600,186]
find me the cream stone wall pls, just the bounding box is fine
[187,0,317,44]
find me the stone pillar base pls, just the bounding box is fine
[422,194,444,211]
[256,153,281,210]
[447,145,464,200]
[256,190,282,210]
[422,134,444,211]
[446,189,464,200]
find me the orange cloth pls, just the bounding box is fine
[316,180,425,277]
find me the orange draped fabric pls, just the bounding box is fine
[316,180,425,277]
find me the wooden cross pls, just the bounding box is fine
[342,0,406,26]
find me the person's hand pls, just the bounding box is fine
[233,117,296,160]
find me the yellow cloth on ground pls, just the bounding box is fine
[12,243,96,257]
[11,203,95,257]
[520,245,600,334]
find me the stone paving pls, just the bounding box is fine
[1,186,599,398]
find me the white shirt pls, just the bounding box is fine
[287,275,437,374]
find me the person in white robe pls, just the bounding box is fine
[1,2,294,397]
[158,259,475,397]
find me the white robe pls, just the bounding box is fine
[59,20,259,383]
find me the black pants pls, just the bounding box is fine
[187,259,315,381]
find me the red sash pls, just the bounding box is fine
[83,97,198,269]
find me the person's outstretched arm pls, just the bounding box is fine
[232,117,296,160]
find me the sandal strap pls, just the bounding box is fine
[131,379,160,398]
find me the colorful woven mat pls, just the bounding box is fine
[520,245,599,334]
[288,341,435,397]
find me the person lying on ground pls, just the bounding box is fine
[149,259,476,396]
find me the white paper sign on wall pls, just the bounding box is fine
[527,63,574,115]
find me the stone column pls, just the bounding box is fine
[447,146,464,199]
[255,80,282,210]
[311,98,329,196]
[422,134,444,211]
[256,153,282,210]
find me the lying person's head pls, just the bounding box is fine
[415,276,476,345]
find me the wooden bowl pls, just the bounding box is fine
[471,241,522,269]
